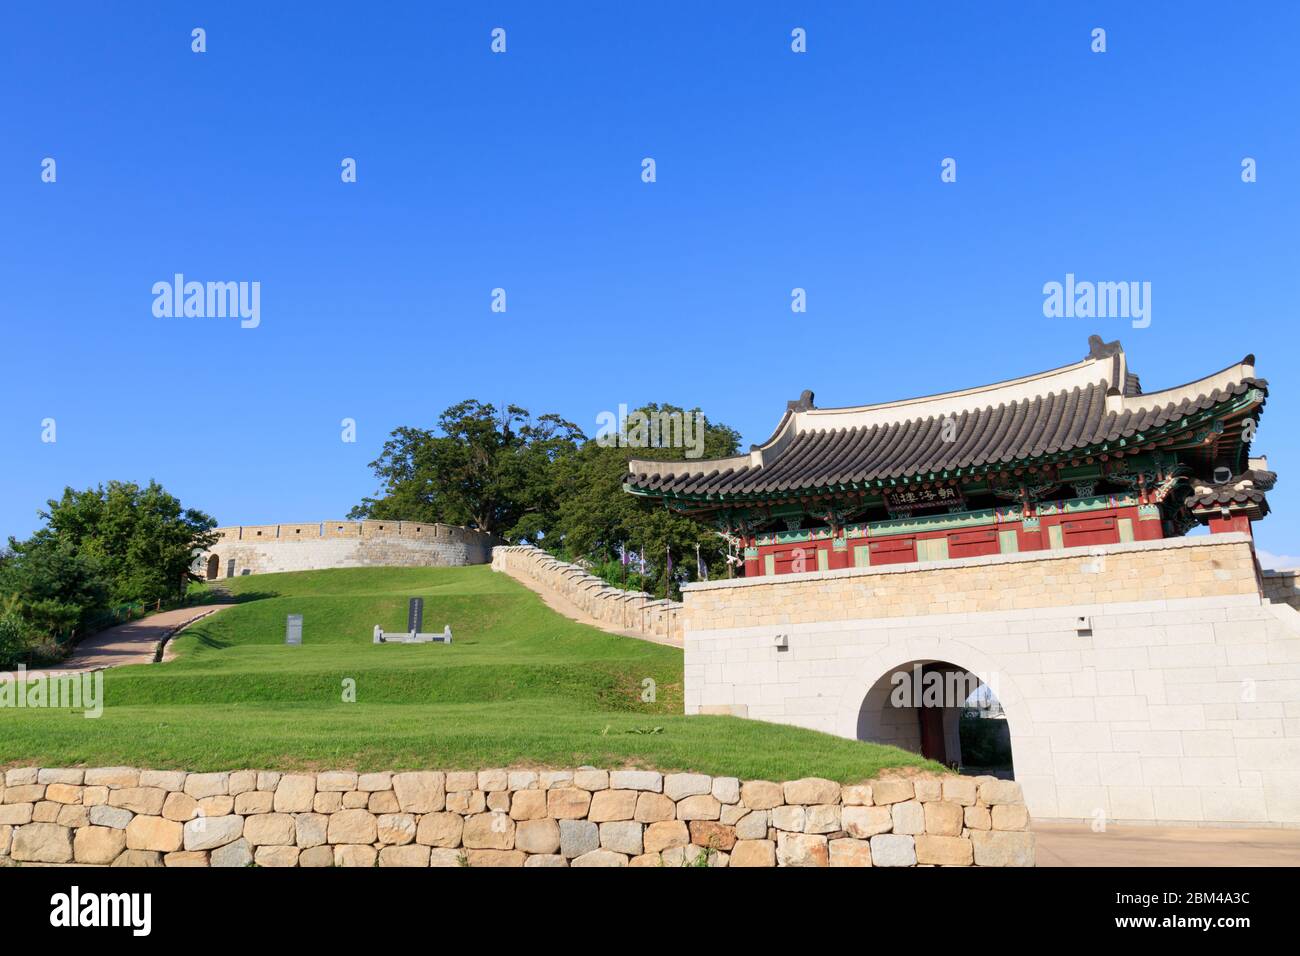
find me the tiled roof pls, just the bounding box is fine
[627,338,1266,500]
[1186,468,1276,510]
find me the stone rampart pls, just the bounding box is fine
[492,544,682,643]
[0,766,1032,868]
[200,521,497,577]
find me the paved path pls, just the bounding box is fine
[1033,820,1300,866]
[54,605,234,673]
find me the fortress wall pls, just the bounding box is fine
[1263,569,1300,613]
[492,544,683,643]
[200,521,498,577]
[680,534,1300,827]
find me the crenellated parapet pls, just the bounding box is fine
[198,521,499,578]
[492,544,683,644]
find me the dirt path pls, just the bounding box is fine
[55,605,235,673]
[1033,820,1300,866]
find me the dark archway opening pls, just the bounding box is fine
[856,659,1014,778]
[205,554,220,581]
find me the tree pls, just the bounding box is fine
[0,537,110,644]
[351,400,585,541]
[34,480,219,605]
[548,403,742,598]
[351,398,743,598]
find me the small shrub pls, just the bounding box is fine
[23,638,66,668]
[0,610,29,669]
[685,846,714,868]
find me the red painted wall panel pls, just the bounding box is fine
[749,503,1161,576]
[771,545,825,574]
[948,528,1000,559]
[1060,514,1120,547]
[868,536,916,565]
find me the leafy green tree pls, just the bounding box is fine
[548,403,742,598]
[1,480,218,647]
[351,400,585,540]
[32,480,219,605]
[351,399,743,599]
[0,536,110,643]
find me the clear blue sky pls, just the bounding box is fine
[3,3,1298,563]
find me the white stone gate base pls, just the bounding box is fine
[681,534,1300,827]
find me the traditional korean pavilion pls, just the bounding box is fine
[625,337,1274,577]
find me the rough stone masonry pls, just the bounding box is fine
[0,767,1033,867]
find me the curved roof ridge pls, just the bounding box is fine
[794,351,1115,437]
[1117,355,1260,413]
[624,340,1266,498]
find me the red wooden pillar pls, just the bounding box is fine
[1134,510,1165,541]
[743,538,761,577]
[1018,518,1045,551]
[1208,514,1252,535]
[1018,494,1045,551]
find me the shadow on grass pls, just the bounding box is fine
[188,627,233,650]
[181,589,281,650]
[188,588,280,607]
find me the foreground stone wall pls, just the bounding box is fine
[681,533,1300,828]
[200,521,498,577]
[0,767,1032,868]
[492,544,682,643]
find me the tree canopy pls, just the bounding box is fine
[0,480,217,655]
[355,400,743,598]
[33,480,219,605]
[549,403,742,596]
[349,400,586,541]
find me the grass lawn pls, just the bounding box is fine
[0,565,939,782]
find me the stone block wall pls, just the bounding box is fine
[684,534,1262,631]
[492,544,683,643]
[200,521,498,577]
[680,533,1300,827]
[0,767,1033,868]
[1262,569,1300,613]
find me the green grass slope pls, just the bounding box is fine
[0,565,938,781]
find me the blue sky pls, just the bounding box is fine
[3,3,1298,563]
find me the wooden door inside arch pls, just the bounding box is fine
[917,663,949,763]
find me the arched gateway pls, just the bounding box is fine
[844,651,1022,776]
[630,339,1300,827]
